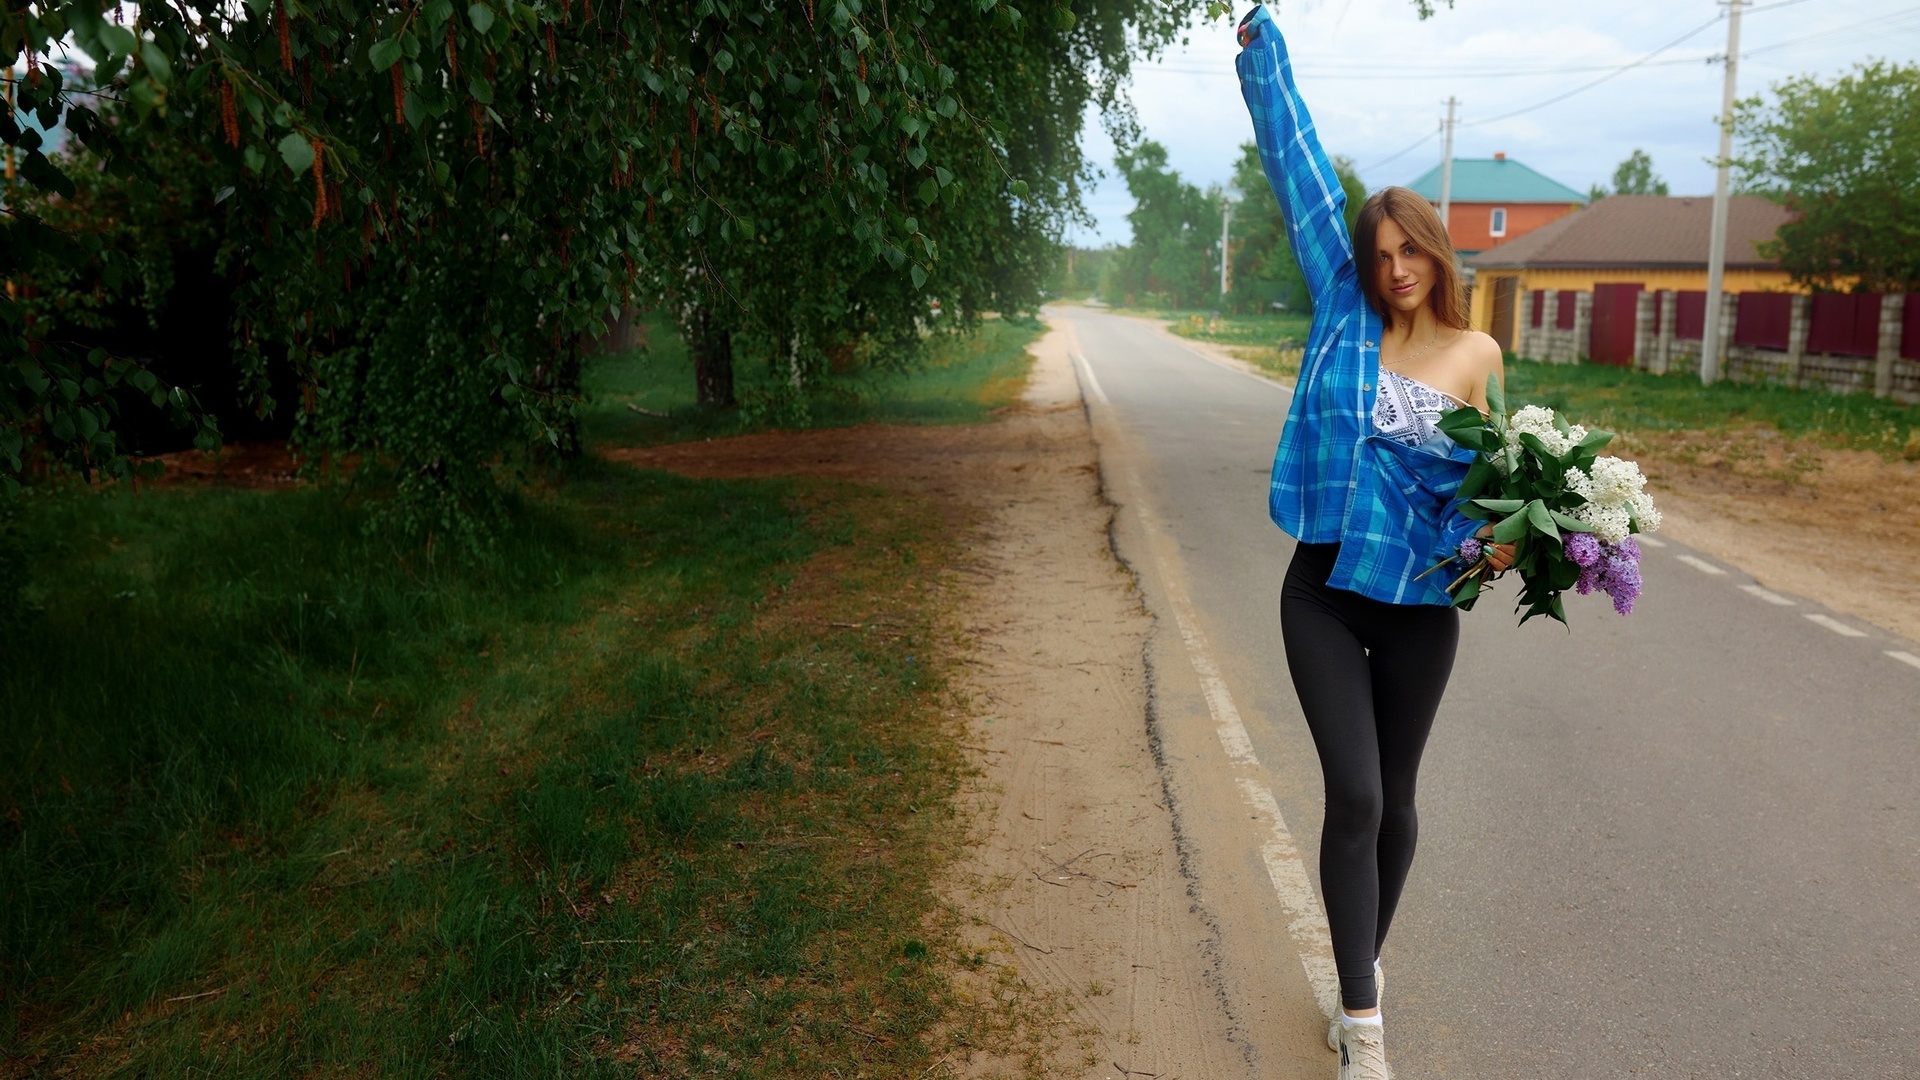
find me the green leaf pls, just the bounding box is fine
[714,48,734,73]
[935,166,954,187]
[99,24,137,59]
[468,3,495,32]
[1548,510,1591,533]
[140,41,173,84]
[1485,372,1506,417]
[369,38,404,71]
[277,133,316,174]
[1491,507,1530,544]
[468,76,494,103]
[910,264,928,289]
[1009,178,1029,198]
[1473,498,1526,513]
[1525,499,1560,540]
[906,145,927,169]
[1436,406,1493,450]
[917,177,938,204]
[936,95,958,118]
[1456,457,1497,501]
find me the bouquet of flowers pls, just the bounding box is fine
[1428,376,1661,625]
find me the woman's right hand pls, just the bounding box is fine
[1476,525,1516,573]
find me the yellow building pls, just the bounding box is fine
[1463,194,1798,352]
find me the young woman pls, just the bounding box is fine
[1234,6,1514,1078]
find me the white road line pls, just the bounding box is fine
[1805,613,1868,638]
[1739,584,1796,606]
[1636,535,1668,548]
[1886,651,1920,671]
[1074,353,1110,405]
[1141,517,1338,1020]
[1074,338,1338,1018]
[1675,554,1727,576]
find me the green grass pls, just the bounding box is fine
[0,318,1042,1074]
[1115,306,1313,381]
[1505,358,1920,456]
[581,315,1041,449]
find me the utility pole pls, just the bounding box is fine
[1438,97,1458,228]
[1219,197,1234,298]
[1700,0,1745,385]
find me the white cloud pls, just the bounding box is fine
[1070,0,1920,247]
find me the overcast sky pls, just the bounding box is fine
[1069,0,1920,247]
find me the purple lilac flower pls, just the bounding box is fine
[1567,536,1644,613]
[1563,531,1603,569]
[1459,537,1484,564]
[1602,540,1643,615]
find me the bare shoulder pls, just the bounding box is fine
[1457,329,1503,369]
[1434,328,1503,404]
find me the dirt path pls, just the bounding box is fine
[603,332,1242,1077]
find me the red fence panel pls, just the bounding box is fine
[1904,295,1920,360]
[1674,291,1706,340]
[1734,293,1792,350]
[1806,294,1881,357]
[1555,290,1576,330]
[1589,283,1642,367]
[1530,289,1544,328]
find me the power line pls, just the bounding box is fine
[1358,128,1437,175]
[1463,12,1728,127]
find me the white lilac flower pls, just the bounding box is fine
[1563,465,1594,501]
[1587,455,1647,508]
[1504,405,1589,460]
[1631,490,1662,533]
[1574,502,1633,545]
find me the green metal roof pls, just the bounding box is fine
[1404,158,1587,205]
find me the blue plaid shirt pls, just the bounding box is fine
[1236,5,1479,606]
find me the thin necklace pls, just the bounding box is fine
[1382,325,1439,368]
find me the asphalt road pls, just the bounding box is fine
[1057,305,1920,1079]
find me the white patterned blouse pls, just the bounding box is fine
[1371,368,1470,452]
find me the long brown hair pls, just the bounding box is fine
[1353,186,1468,330]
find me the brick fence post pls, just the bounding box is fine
[1633,291,1657,371]
[1876,293,1905,399]
[1787,294,1810,387]
[1655,289,1676,375]
[1715,294,1739,382]
[1574,291,1593,364]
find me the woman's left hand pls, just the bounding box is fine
[1476,525,1516,573]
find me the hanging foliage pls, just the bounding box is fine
[0,0,1227,526]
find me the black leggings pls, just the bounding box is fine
[1280,542,1459,1012]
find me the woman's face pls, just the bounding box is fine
[1373,215,1434,317]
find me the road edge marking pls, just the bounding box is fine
[1886,650,1920,671]
[1805,613,1868,638]
[1074,352,1110,405]
[1739,583,1796,606]
[1675,554,1728,576]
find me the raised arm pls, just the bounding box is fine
[1234,5,1357,308]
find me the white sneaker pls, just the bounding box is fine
[1327,960,1384,1052]
[1334,1019,1392,1080]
